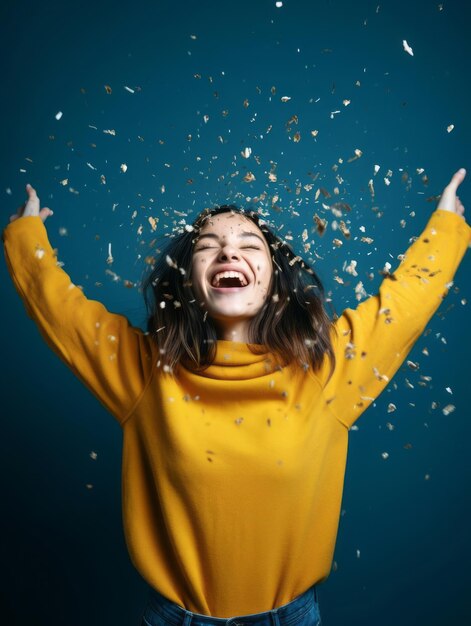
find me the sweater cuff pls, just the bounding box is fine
[2,215,50,244]
[429,209,471,243]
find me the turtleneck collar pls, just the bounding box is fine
[185,340,279,380]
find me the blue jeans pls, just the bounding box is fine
[140,585,322,626]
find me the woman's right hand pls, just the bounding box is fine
[9,184,53,224]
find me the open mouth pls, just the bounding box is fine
[210,270,249,288]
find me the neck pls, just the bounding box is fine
[214,320,251,343]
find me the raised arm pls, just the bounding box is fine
[320,169,470,429]
[3,185,156,426]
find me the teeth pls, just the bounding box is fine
[211,271,248,287]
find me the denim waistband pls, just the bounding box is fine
[143,585,320,626]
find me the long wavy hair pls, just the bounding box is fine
[142,205,336,379]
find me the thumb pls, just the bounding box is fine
[39,207,54,223]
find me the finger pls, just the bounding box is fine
[39,207,53,222]
[23,190,40,216]
[9,214,19,223]
[446,168,466,192]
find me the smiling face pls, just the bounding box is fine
[191,212,273,341]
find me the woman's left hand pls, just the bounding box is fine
[436,168,466,219]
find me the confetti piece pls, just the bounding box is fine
[281,96,291,102]
[241,147,252,158]
[442,404,455,416]
[104,85,112,94]
[124,86,135,93]
[355,281,367,301]
[55,111,63,120]
[381,452,389,459]
[148,216,158,231]
[120,163,128,173]
[373,367,389,382]
[446,124,454,133]
[34,247,45,260]
[90,451,97,460]
[344,260,358,276]
[276,1,283,7]
[402,40,414,56]
[106,243,114,265]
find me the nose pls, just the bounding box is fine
[217,244,241,262]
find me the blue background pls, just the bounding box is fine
[1,1,470,624]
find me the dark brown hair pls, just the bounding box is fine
[142,205,336,379]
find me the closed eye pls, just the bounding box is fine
[194,245,215,252]
[194,245,261,252]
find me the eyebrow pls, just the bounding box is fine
[196,231,266,244]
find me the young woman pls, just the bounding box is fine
[3,169,469,626]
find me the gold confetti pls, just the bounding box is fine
[148,216,159,231]
[313,214,327,235]
[442,404,455,416]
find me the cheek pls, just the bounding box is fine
[255,263,273,292]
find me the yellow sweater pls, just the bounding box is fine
[3,210,470,617]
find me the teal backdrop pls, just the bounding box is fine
[1,1,470,624]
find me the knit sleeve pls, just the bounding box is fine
[320,209,471,429]
[2,216,156,426]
